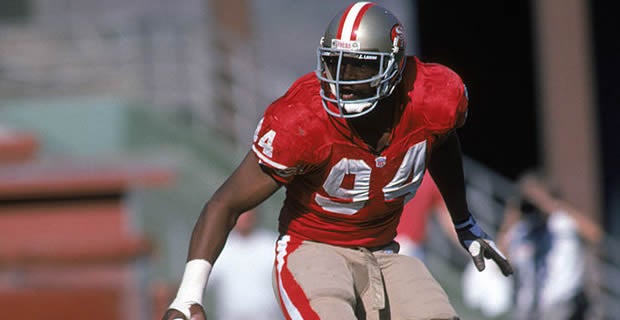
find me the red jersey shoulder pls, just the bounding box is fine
[402,57,469,134]
[252,73,330,182]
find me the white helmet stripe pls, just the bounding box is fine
[338,1,373,41]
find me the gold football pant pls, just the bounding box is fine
[273,235,458,320]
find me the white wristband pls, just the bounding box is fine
[169,259,212,319]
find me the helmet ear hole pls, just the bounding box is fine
[315,2,406,118]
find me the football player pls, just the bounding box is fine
[163,2,513,320]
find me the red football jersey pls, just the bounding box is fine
[251,56,468,248]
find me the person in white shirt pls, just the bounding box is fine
[498,171,600,320]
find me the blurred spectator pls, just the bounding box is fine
[496,171,601,320]
[396,170,457,261]
[206,209,283,320]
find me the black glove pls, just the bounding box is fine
[455,214,513,276]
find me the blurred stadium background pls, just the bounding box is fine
[0,0,618,319]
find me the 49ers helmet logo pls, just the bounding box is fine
[391,24,405,52]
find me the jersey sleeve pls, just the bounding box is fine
[251,104,317,184]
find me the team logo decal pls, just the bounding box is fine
[375,156,387,168]
[390,24,405,52]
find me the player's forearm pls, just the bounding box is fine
[168,201,240,318]
[185,151,280,261]
[186,201,238,263]
[428,131,470,224]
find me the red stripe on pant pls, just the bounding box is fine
[276,236,320,320]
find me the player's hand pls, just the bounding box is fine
[162,303,206,320]
[455,214,513,276]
